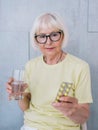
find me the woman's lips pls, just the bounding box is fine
[45,47,55,51]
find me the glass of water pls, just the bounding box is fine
[10,69,25,100]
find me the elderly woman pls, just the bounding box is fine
[7,13,93,130]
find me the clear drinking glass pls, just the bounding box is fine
[10,69,25,100]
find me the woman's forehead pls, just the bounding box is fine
[36,25,59,34]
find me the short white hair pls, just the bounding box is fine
[30,12,69,49]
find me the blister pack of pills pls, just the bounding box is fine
[55,82,73,102]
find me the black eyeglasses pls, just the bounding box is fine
[34,30,63,44]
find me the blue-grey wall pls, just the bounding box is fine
[0,0,98,130]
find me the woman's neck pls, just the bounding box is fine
[43,51,66,65]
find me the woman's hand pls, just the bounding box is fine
[6,77,28,100]
[52,96,78,116]
[6,77,31,111]
[52,96,89,124]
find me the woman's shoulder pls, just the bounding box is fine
[67,53,89,67]
[25,55,42,67]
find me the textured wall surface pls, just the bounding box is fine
[0,0,98,130]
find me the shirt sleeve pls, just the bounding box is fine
[75,63,93,103]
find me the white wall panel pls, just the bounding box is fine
[88,0,98,32]
[0,32,29,130]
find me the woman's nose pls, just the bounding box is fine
[46,37,52,45]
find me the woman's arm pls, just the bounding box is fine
[52,96,90,124]
[67,103,89,124]
[18,92,31,111]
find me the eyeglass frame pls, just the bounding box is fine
[34,30,63,44]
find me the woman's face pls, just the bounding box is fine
[35,27,64,57]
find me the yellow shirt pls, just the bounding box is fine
[24,53,93,130]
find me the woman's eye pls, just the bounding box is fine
[52,33,58,37]
[39,35,46,38]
